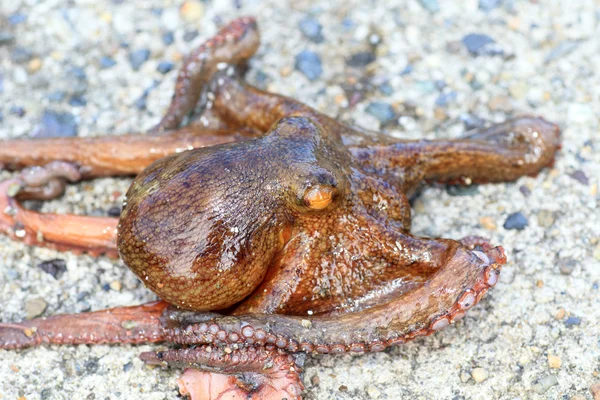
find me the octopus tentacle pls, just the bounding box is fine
[0,165,118,257]
[152,17,260,132]
[349,116,561,191]
[0,301,168,350]
[142,348,304,400]
[161,243,505,354]
[0,127,252,178]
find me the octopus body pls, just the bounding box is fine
[0,17,559,399]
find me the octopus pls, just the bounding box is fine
[0,17,560,400]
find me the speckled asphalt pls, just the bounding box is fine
[1,1,599,399]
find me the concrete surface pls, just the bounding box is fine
[0,0,598,399]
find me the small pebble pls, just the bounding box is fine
[107,206,122,217]
[564,316,581,327]
[156,61,174,74]
[435,91,457,107]
[532,374,559,394]
[299,16,324,43]
[547,355,562,369]
[460,113,486,130]
[100,56,117,69]
[545,41,579,64]
[569,170,589,185]
[418,0,440,13]
[555,308,566,320]
[479,0,502,12]
[366,102,396,124]
[11,47,33,63]
[134,94,147,111]
[38,259,67,279]
[346,51,376,67]
[183,30,198,42]
[31,110,78,138]
[471,368,488,383]
[462,33,503,56]
[0,31,15,45]
[557,258,577,275]
[85,357,99,374]
[48,91,66,102]
[10,106,26,117]
[447,185,479,196]
[537,210,555,228]
[123,362,133,372]
[179,1,204,23]
[25,297,48,319]
[28,58,42,72]
[503,212,528,230]
[519,185,531,197]
[69,95,87,107]
[162,31,175,46]
[294,50,323,81]
[479,216,497,230]
[8,13,27,25]
[129,49,151,70]
[110,280,123,291]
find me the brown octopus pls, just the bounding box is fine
[0,17,560,399]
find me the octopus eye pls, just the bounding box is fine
[303,185,336,210]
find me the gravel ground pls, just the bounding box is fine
[1,1,599,399]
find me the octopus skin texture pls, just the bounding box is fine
[0,16,560,400]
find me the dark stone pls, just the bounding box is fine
[123,362,133,372]
[479,0,502,12]
[0,31,15,46]
[162,31,175,46]
[48,91,67,102]
[294,50,323,81]
[400,64,413,75]
[70,67,87,81]
[32,110,78,138]
[462,33,503,56]
[84,357,99,374]
[564,316,582,327]
[76,291,90,302]
[134,94,147,111]
[68,95,87,107]
[569,170,589,185]
[129,49,151,70]
[299,16,324,43]
[107,206,122,217]
[366,102,396,124]
[102,283,111,292]
[447,185,480,196]
[38,259,67,279]
[11,46,33,63]
[100,56,117,69]
[346,51,376,67]
[8,13,27,25]
[519,185,531,197]
[460,113,486,130]
[557,258,577,275]
[503,212,528,230]
[435,91,457,107]
[183,30,199,42]
[156,61,174,74]
[379,82,393,95]
[10,106,25,117]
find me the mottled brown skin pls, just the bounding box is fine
[0,17,560,400]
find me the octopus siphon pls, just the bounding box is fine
[0,17,560,400]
